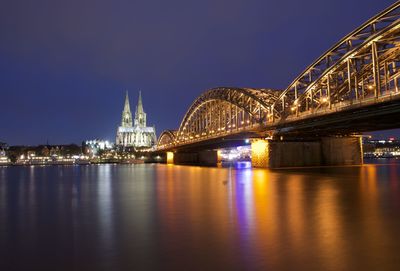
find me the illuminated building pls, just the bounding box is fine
[85,139,113,155]
[0,147,10,165]
[364,139,400,158]
[116,91,157,148]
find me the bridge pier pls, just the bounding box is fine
[321,136,363,166]
[166,152,174,165]
[267,140,322,168]
[251,139,270,168]
[251,136,363,168]
[171,150,218,166]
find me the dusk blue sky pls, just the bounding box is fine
[0,0,398,145]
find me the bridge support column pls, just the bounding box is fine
[172,150,218,166]
[321,136,363,166]
[198,150,218,166]
[251,139,270,168]
[251,139,322,168]
[166,152,174,165]
[251,136,363,168]
[173,152,197,165]
[268,141,322,168]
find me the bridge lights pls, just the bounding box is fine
[166,152,174,164]
[246,120,250,124]
[241,121,244,124]
[321,97,329,103]
[291,106,296,111]
[368,85,374,90]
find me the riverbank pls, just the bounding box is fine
[0,158,150,166]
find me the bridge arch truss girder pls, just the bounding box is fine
[272,1,400,119]
[176,87,281,142]
[157,130,177,148]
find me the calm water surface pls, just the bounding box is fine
[1,160,400,270]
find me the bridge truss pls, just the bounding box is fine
[272,1,400,121]
[158,1,400,150]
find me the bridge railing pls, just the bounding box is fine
[284,88,400,122]
[157,122,263,150]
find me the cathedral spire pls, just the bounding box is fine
[134,90,146,127]
[121,90,133,127]
[124,90,131,113]
[137,90,143,114]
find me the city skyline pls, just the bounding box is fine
[0,0,398,145]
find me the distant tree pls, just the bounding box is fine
[41,146,50,156]
[8,154,17,163]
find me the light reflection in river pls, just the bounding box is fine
[0,162,400,270]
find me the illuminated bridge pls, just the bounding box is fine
[157,1,400,168]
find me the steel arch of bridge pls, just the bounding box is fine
[158,1,400,150]
[157,87,280,148]
[158,130,177,146]
[173,87,280,144]
[270,1,400,120]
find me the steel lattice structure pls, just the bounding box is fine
[271,1,400,120]
[158,88,280,148]
[158,1,400,150]
[158,130,177,146]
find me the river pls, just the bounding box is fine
[1,160,400,270]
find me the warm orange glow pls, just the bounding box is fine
[166,152,174,164]
[251,139,269,168]
[217,150,223,163]
[252,139,268,155]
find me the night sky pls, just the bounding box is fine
[0,0,398,145]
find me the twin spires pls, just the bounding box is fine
[116,89,156,148]
[123,91,131,113]
[121,90,146,128]
[136,90,144,116]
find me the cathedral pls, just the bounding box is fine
[115,91,157,148]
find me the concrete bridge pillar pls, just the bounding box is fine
[251,139,270,168]
[170,150,218,166]
[166,152,174,165]
[198,150,218,166]
[268,140,322,168]
[321,136,363,166]
[251,136,363,168]
[252,139,321,168]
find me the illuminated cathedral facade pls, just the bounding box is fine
[116,91,157,148]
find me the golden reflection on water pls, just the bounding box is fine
[152,164,400,270]
[1,163,400,270]
[358,164,392,270]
